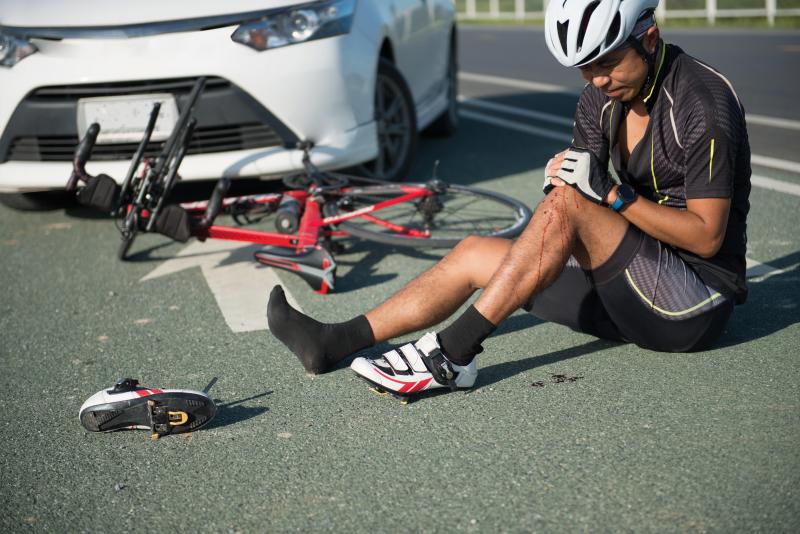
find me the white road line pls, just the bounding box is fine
[460,109,572,143]
[461,71,800,132]
[746,258,789,280]
[141,239,301,333]
[747,114,800,131]
[751,154,800,174]
[459,94,800,184]
[459,95,573,127]
[751,175,800,196]
[459,72,581,95]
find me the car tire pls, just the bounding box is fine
[0,191,73,211]
[424,35,459,138]
[358,59,418,183]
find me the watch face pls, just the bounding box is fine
[618,184,637,203]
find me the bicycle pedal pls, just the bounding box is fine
[254,245,336,294]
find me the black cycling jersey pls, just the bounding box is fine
[572,41,751,303]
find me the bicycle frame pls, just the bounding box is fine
[66,77,531,295]
[179,186,434,248]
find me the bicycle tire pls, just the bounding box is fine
[117,211,139,261]
[323,182,532,248]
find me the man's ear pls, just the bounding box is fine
[644,26,660,54]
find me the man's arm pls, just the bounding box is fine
[605,187,730,258]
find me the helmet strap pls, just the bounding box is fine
[627,35,659,100]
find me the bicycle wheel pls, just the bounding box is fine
[323,181,532,248]
[117,211,139,261]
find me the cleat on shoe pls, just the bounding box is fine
[350,332,477,397]
[368,386,389,398]
[79,378,217,437]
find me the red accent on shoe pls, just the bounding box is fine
[374,368,433,393]
[134,389,163,397]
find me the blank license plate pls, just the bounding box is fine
[77,93,179,144]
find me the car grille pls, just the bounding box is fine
[27,76,234,101]
[8,123,283,161]
[2,76,294,163]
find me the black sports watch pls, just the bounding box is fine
[610,183,637,212]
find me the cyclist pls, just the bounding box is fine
[267,0,751,396]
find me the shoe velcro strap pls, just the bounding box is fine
[399,343,428,373]
[383,349,409,372]
[420,349,457,390]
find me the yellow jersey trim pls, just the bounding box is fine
[651,135,669,205]
[709,138,715,183]
[643,41,667,104]
[625,269,722,317]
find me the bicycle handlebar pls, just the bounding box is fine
[66,123,100,191]
[198,177,231,230]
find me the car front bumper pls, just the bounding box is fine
[0,24,378,192]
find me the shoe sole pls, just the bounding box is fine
[79,392,217,435]
[354,372,471,405]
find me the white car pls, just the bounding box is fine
[0,0,458,209]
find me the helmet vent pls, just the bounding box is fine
[582,45,602,65]
[578,1,600,52]
[605,12,622,47]
[557,20,570,56]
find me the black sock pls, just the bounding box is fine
[267,286,375,374]
[437,305,496,366]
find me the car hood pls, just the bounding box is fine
[0,0,310,28]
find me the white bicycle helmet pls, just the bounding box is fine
[545,0,659,67]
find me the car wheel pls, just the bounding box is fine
[424,36,459,137]
[358,59,418,182]
[0,191,73,211]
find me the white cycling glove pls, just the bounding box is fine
[543,147,614,205]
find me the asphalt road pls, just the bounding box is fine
[1,26,799,534]
[459,26,800,166]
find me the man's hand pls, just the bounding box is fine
[543,147,614,204]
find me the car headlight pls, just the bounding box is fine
[231,0,356,51]
[0,31,38,68]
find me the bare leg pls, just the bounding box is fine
[269,185,629,373]
[368,185,628,340]
[475,185,628,324]
[366,235,512,342]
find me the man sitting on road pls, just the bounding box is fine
[267,0,751,397]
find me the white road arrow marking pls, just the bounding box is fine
[141,239,302,333]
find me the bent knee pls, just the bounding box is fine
[449,235,511,287]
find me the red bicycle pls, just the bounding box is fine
[67,78,532,293]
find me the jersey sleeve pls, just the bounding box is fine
[572,86,610,168]
[681,89,743,199]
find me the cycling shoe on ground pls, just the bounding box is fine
[79,378,217,439]
[350,332,477,403]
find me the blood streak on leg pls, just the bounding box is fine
[535,210,555,288]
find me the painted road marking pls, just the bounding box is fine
[751,175,800,196]
[460,72,579,95]
[460,109,572,143]
[747,114,800,131]
[460,71,800,131]
[460,72,800,174]
[459,95,573,127]
[746,258,793,281]
[750,154,800,174]
[459,103,800,197]
[141,239,302,333]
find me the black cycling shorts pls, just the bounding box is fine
[525,225,734,352]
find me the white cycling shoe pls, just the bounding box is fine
[350,332,477,402]
[79,378,217,439]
